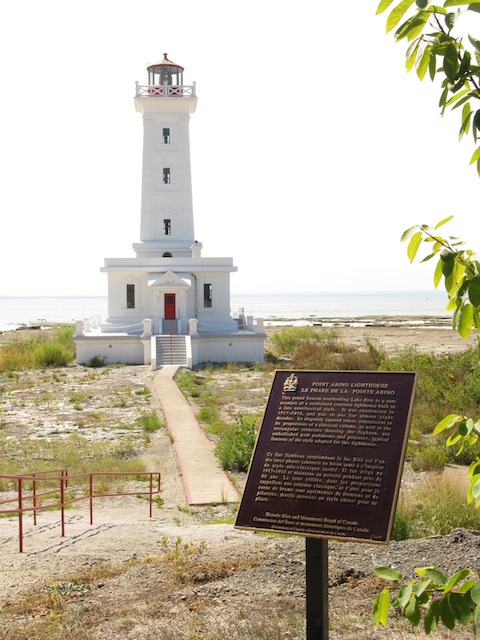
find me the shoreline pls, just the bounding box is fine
[1,317,474,356]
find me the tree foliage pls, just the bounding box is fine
[373,1,480,634]
[376,0,480,176]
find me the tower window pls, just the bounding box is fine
[163,168,171,184]
[203,284,212,308]
[163,219,171,235]
[162,128,170,144]
[126,284,135,309]
[163,252,172,258]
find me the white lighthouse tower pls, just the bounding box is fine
[75,55,265,367]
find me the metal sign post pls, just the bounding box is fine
[306,538,329,639]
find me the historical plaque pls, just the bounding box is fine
[235,370,416,544]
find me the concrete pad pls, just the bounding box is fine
[153,366,239,505]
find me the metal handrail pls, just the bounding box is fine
[0,470,161,552]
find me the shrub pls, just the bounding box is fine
[33,343,73,368]
[85,355,107,368]
[136,411,164,432]
[215,413,257,472]
[268,326,339,358]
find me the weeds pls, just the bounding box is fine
[215,413,257,472]
[136,411,164,432]
[0,326,76,372]
[392,473,480,540]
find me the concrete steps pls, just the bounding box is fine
[155,335,187,366]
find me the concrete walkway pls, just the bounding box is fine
[153,366,240,505]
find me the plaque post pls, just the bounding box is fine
[306,538,329,639]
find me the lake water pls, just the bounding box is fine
[0,291,450,332]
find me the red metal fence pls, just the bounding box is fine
[0,469,161,552]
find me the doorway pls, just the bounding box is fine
[164,293,176,319]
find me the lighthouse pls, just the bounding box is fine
[75,56,265,367]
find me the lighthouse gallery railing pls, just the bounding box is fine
[135,82,196,97]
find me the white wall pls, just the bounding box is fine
[75,335,146,365]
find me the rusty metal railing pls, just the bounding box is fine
[0,469,161,552]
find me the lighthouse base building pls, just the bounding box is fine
[74,56,265,368]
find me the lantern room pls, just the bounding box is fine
[148,53,184,87]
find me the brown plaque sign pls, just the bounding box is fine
[235,370,416,543]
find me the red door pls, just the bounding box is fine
[164,294,176,319]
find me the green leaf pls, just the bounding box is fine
[460,102,472,139]
[398,584,414,607]
[433,257,444,288]
[414,579,431,597]
[458,303,474,339]
[469,34,480,53]
[446,431,462,446]
[468,476,480,502]
[434,216,454,230]
[441,596,456,630]
[445,11,456,29]
[445,0,476,5]
[447,592,472,625]
[458,579,476,593]
[470,582,480,605]
[425,599,441,634]
[401,225,420,242]
[420,567,447,586]
[406,39,421,71]
[469,146,480,165]
[373,587,391,627]
[405,596,421,626]
[408,231,423,262]
[377,0,396,14]
[469,276,480,306]
[417,45,431,79]
[429,50,437,79]
[474,110,480,131]
[444,569,472,594]
[444,43,459,82]
[374,566,404,581]
[459,418,474,437]
[386,0,416,33]
[474,604,480,636]
[433,413,461,434]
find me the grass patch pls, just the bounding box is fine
[0,326,76,372]
[215,413,257,472]
[392,473,479,540]
[136,410,164,432]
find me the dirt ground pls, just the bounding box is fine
[0,323,479,638]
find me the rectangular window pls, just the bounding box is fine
[203,283,212,308]
[162,128,170,144]
[163,218,171,235]
[126,284,135,309]
[163,168,171,184]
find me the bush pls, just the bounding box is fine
[85,355,107,368]
[268,326,339,358]
[215,413,257,472]
[136,411,164,432]
[0,325,76,372]
[33,343,73,368]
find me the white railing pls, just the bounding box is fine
[135,82,196,97]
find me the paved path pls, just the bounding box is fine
[153,366,240,505]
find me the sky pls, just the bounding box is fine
[1,0,479,297]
